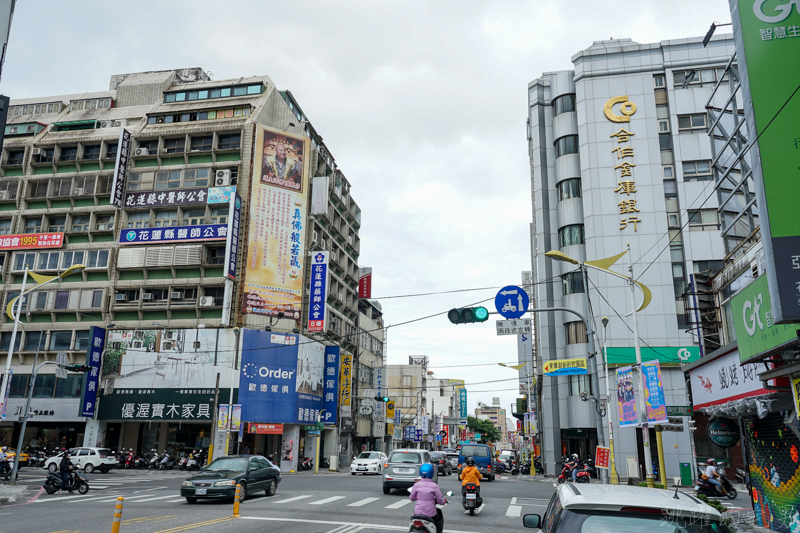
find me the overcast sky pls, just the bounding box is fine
[1,0,732,420]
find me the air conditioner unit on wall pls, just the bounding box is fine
[141,293,153,300]
[115,294,128,301]
[31,147,43,157]
[131,340,144,349]
[73,188,84,196]
[0,191,9,201]
[215,169,231,186]
[170,291,183,300]
[135,147,149,156]
[199,296,215,307]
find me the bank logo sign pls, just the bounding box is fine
[752,0,800,23]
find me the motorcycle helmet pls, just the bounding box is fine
[466,457,475,466]
[571,454,579,462]
[419,463,434,479]
[1,446,6,451]
[707,458,716,465]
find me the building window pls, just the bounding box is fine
[129,172,155,191]
[28,181,48,198]
[677,113,707,133]
[24,217,42,233]
[204,286,225,305]
[688,209,720,231]
[137,139,158,154]
[13,252,36,271]
[82,145,101,160]
[7,150,25,165]
[552,94,576,116]
[682,160,713,181]
[163,138,185,154]
[190,135,213,152]
[210,208,227,224]
[558,224,584,248]
[69,98,112,111]
[32,374,56,398]
[0,219,10,235]
[91,290,103,308]
[54,291,70,310]
[182,209,206,225]
[48,216,66,232]
[554,135,579,158]
[55,374,83,398]
[96,214,114,231]
[164,84,262,103]
[59,146,78,162]
[557,178,581,201]
[49,331,73,350]
[61,251,84,269]
[126,212,150,229]
[693,260,724,275]
[653,74,666,88]
[206,246,225,264]
[403,375,412,387]
[569,374,593,396]
[71,216,90,233]
[87,250,109,268]
[218,133,241,150]
[659,133,673,151]
[36,148,54,163]
[105,143,118,158]
[155,171,181,190]
[565,321,587,345]
[183,169,209,188]
[38,251,60,270]
[1,331,22,352]
[155,210,178,227]
[672,68,724,88]
[561,272,584,295]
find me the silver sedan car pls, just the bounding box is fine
[382,449,438,494]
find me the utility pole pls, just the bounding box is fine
[627,245,655,487]
[601,318,619,484]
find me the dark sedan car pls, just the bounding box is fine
[180,455,280,503]
[430,451,452,476]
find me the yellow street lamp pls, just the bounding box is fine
[5,263,87,319]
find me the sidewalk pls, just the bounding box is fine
[0,483,31,505]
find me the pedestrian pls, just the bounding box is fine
[58,451,74,495]
[241,444,251,455]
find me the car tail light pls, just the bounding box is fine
[439,460,444,464]
[385,477,393,480]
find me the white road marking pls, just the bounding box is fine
[385,499,413,509]
[310,496,347,505]
[270,495,313,504]
[511,497,517,505]
[128,495,182,503]
[241,515,483,533]
[94,494,162,503]
[347,497,380,507]
[506,505,522,517]
[165,498,186,503]
[464,503,486,515]
[35,494,117,503]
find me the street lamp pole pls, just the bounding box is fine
[601,317,619,484]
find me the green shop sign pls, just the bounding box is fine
[605,346,700,365]
[731,275,799,362]
[733,0,800,322]
[98,388,234,421]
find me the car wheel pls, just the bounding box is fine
[186,497,197,504]
[84,463,95,474]
[383,486,390,495]
[351,472,356,475]
[238,481,247,502]
[266,479,277,497]
[48,463,57,473]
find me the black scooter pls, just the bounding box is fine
[43,468,89,494]
[409,490,452,533]
[696,473,737,499]
[461,483,482,516]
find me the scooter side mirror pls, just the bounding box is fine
[446,491,454,497]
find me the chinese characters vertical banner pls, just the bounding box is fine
[616,366,638,427]
[322,346,339,424]
[306,251,329,332]
[79,326,105,418]
[641,360,668,424]
[243,125,311,319]
[339,353,352,417]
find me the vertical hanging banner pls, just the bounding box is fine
[243,125,311,319]
[231,404,242,432]
[459,388,467,418]
[109,129,131,208]
[524,412,529,436]
[79,326,105,417]
[307,251,330,332]
[340,352,352,417]
[322,346,339,424]
[641,360,668,424]
[358,267,372,299]
[616,366,638,427]
[224,194,242,280]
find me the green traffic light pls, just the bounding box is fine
[474,307,489,321]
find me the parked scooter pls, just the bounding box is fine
[43,466,89,494]
[461,483,482,516]
[186,451,200,471]
[696,471,737,499]
[149,451,161,470]
[409,490,452,533]
[159,453,176,470]
[299,457,313,471]
[178,453,189,471]
[320,457,330,469]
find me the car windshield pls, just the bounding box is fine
[561,510,730,533]
[460,445,489,457]
[205,458,247,472]
[358,453,381,459]
[389,452,421,464]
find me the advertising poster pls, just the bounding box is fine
[239,330,324,424]
[231,404,242,432]
[217,405,229,431]
[641,360,668,424]
[340,353,352,417]
[595,446,610,469]
[322,346,339,424]
[243,125,311,319]
[616,366,638,427]
[0,232,63,250]
[792,376,800,421]
[524,412,529,436]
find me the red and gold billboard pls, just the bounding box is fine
[243,125,311,318]
[248,423,284,435]
[0,233,64,250]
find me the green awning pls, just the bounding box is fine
[52,120,97,126]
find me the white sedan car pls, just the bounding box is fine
[44,447,116,474]
[350,451,387,475]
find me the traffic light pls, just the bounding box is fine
[64,364,91,372]
[374,396,390,402]
[447,307,489,324]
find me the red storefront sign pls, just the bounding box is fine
[248,423,284,435]
[595,446,610,469]
[358,267,372,299]
[0,232,64,250]
[442,425,449,445]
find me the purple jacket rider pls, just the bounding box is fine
[409,477,446,517]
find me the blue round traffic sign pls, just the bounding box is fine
[495,285,530,319]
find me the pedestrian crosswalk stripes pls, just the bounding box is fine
[384,499,413,509]
[347,497,380,507]
[309,496,346,505]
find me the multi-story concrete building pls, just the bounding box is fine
[350,298,385,454]
[0,67,368,470]
[528,35,737,478]
[475,403,507,439]
[385,357,428,448]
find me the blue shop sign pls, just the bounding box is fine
[119,224,227,245]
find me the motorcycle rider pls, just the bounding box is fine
[703,458,727,495]
[409,463,446,533]
[458,457,482,497]
[0,446,9,475]
[58,450,75,495]
[566,454,581,483]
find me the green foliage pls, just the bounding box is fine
[636,481,666,489]
[696,494,736,532]
[466,416,501,443]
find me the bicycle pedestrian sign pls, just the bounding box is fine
[495,285,529,319]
